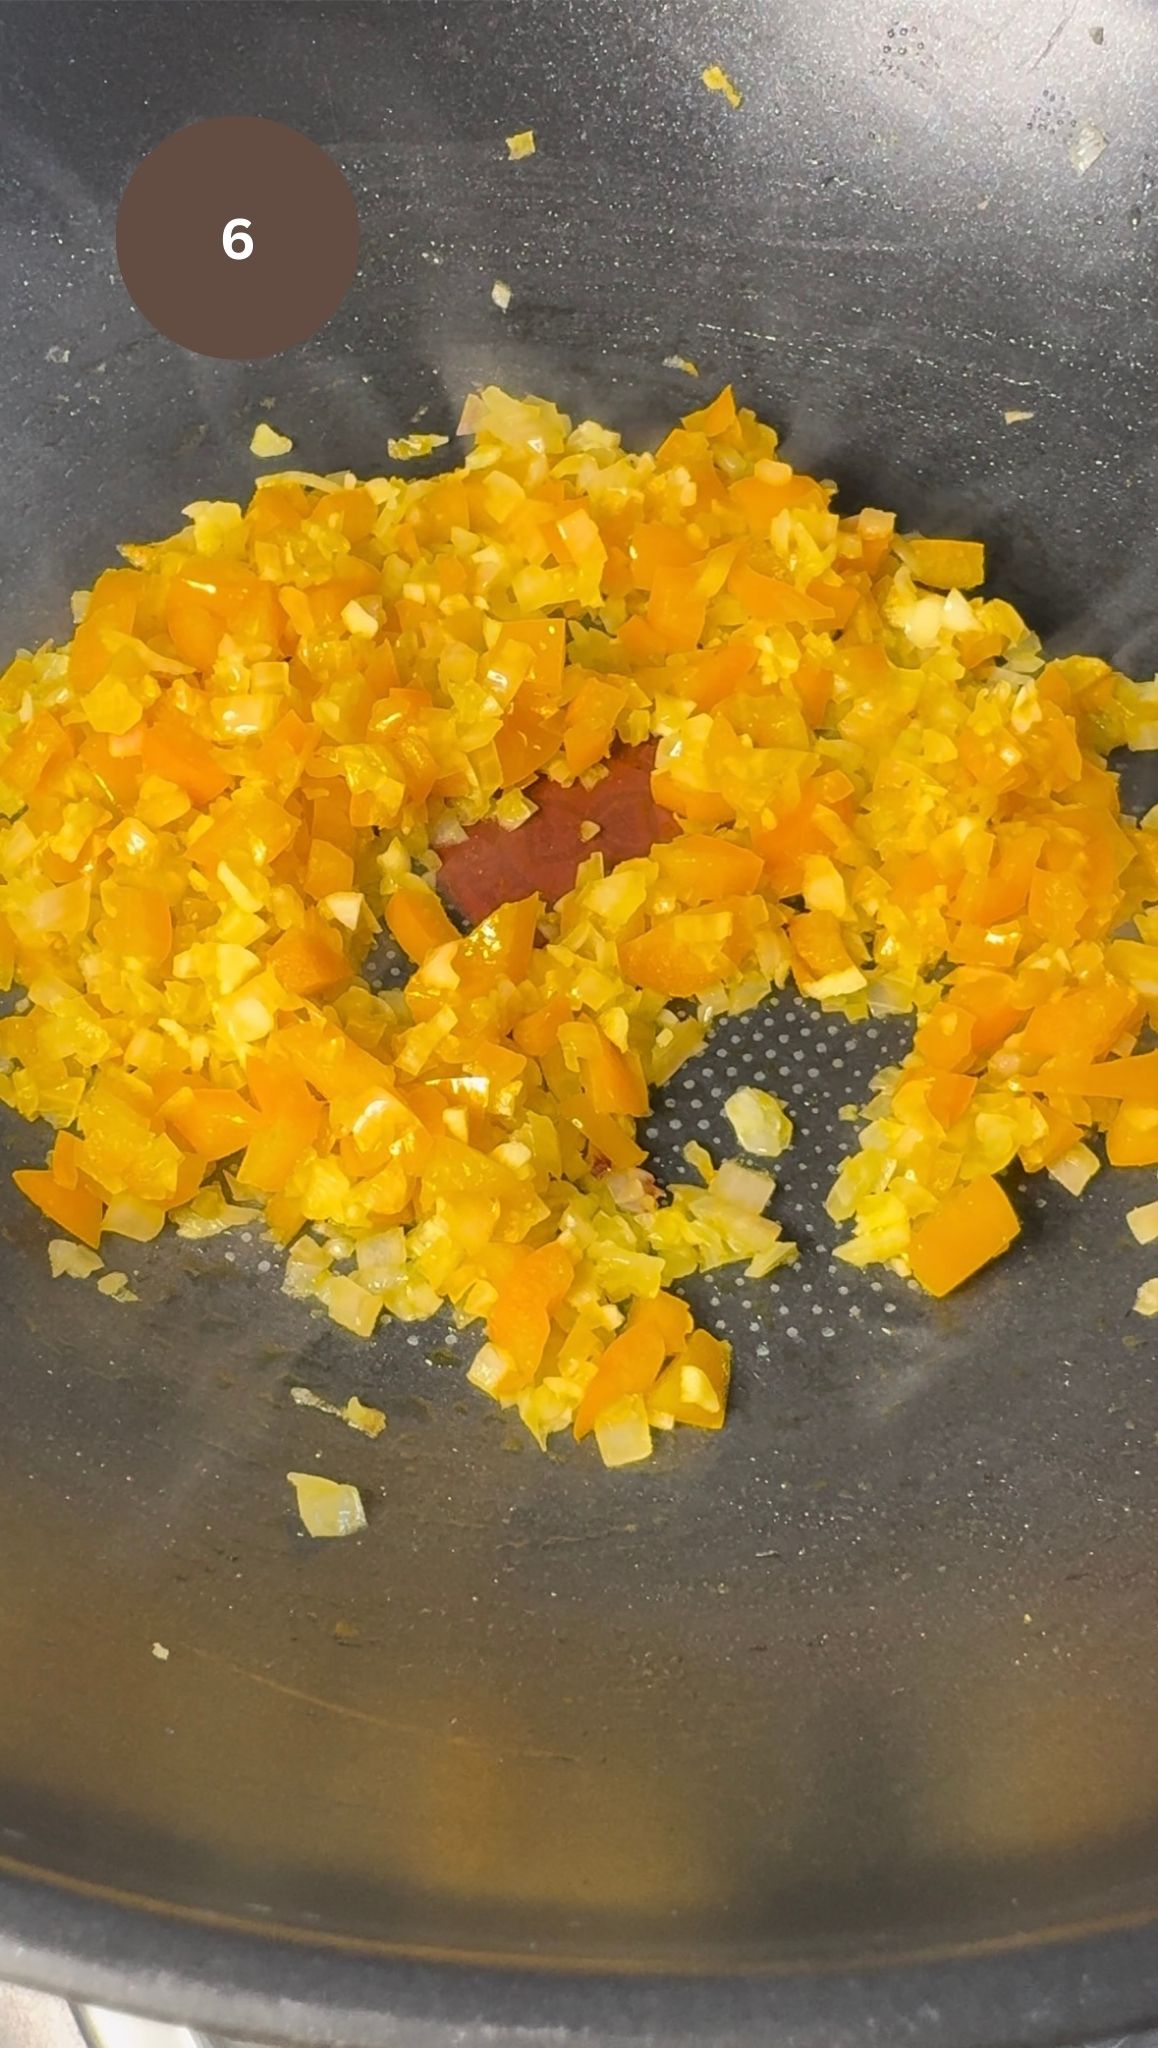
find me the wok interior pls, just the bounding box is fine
[1,0,1157,2002]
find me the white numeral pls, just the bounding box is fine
[222,217,254,261]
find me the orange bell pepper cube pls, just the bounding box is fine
[573,1323,667,1440]
[727,558,833,627]
[269,924,351,997]
[680,385,737,437]
[563,676,628,775]
[789,910,858,982]
[239,1064,323,1192]
[1020,983,1142,1064]
[1106,1102,1158,1167]
[685,638,759,709]
[487,1240,574,1382]
[653,834,763,904]
[141,715,232,805]
[559,1019,649,1117]
[13,1167,103,1248]
[99,883,173,967]
[647,566,706,651]
[560,1095,646,1171]
[304,839,355,900]
[513,993,572,1058]
[647,1328,732,1429]
[50,1129,85,1189]
[628,522,701,588]
[2,711,73,798]
[386,883,460,965]
[620,911,735,998]
[924,1071,977,1130]
[901,537,986,591]
[458,895,541,986]
[909,1175,1020,1298]
[1033,1050,1158,1105]
[165,1086,261,1162]
[650,768,733,826]
[626,1289,694,1356]
[730,471,826,528]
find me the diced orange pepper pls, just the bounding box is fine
[647,1328,731,1429]
[165,1086,261,1161]
[491,617,565,696]
[680,385,737,436]
[513,993,572,1058]
[1106,1102,1158,1166]
[573,1323,667,1439]
[728,559,833,627]
[563,676,628,774]
[487,1239,574,1381]
[97,883,172,967]
[620,915,731,998]
[914,1003,975,1073]
[650,769,733,826]
[310,790,358,856]
[627,1289,693,1355]
[647,565,706,651]
[248,481,310,538]
[386,885,459,965]
[925,1071,977,1129]
[162,1151,210,1213]
[239,1062,323,1192]
[1019,1107,1083,1173]
[495,693,566,786]
[1027,869,1087,941]
[458,895,541,985]
[686,638,759,710]
[789,910,857,983]
[629,523,701,588]
[843,506,896,573]
[191,789,296,874]
[957,628,1005,669]
[654,834,763,903]
[950,972,1027,1054]
[559,1019,649,1116]
[753,778,851,894]
[167,562,282,667]
[141,715,232,805]
[1020,983,1142,1064]
[791,659,832,728]
[909,1174,1020,1297]
[50,1129,85,1189]
[560,1095,645,1170]
[276,1022,393,1103]
[902,537,986,591]
[2,712,74,797]
[808,574,861,629]
[1033,1050,1158,1104]
[954,832,1043,927]
[948,924,1021,970]
[304,839,355,900]
[270,923,351,996]
[324,485,379,542]
[14,1167,103,1248]
[729,471,825,528]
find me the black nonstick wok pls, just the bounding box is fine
[2,3,1158,2044]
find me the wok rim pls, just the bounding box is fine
[1,1858,1157,2046]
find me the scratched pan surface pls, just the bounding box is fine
[1,3,1158,2045]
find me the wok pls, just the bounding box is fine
[1,2,1158,2042]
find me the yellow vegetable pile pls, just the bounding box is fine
[1,384,1156,1463]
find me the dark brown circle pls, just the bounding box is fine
[116,117,359,361]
